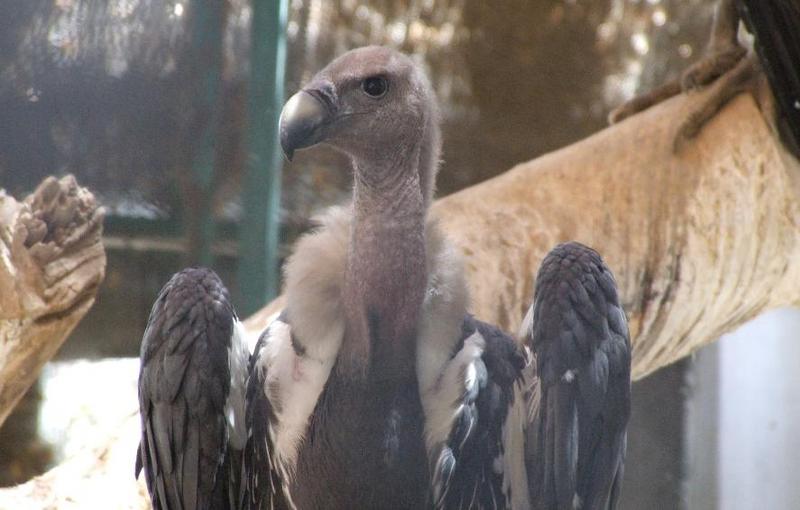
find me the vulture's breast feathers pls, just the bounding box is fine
[247,205,470,471]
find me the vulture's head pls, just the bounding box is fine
[280,46,440,180]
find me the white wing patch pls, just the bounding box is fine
[421,316,534,510]
[421,331,486,453]
[425,331,486,507]
[519,305,534,340]
[225,318,250,450]
[254,315,342,471]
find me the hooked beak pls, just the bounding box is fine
[279,90,331,161]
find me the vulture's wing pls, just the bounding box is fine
[240,313,294,510]
[136,268,249,510]
[523,242,631,510]
[738,0,800,155]
[427,315,529,510]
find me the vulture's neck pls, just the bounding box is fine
[342,135,435,384]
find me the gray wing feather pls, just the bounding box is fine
[430,316,527,510]
[240,316,293,510]
[525,242,631,510]
[136,268,238,510]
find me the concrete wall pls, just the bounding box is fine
[686,308,800,509]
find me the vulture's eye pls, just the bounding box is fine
[361,76,388,98]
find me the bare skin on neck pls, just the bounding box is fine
[279,46,442,508]
[343,151,428,381]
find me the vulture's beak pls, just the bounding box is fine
[279,90,331,161]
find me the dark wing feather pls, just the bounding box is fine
[136,267,237,510]
[525,242,631,510]
[431,315,527,510]
[240,316,293,510]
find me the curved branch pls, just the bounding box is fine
[435,85,800,379]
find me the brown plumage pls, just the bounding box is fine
[264,46,631,510]
[274,46,441,509]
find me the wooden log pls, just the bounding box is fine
[0,175,106,426]
[431,87,800,379]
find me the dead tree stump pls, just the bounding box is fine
[0,175,106,426]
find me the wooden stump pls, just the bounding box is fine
[0,175,106,426]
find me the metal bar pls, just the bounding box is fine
[238,0,288,315]
[187,0,226,266]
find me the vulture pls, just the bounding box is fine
[136,46,632,510]
[737,0,800,155]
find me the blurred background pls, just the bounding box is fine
[1,0,799,508]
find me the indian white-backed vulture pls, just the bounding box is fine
[137,46,632,510]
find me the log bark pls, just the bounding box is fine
[0,175,106,426]
[432,87,800,379]
[3,84,799,505]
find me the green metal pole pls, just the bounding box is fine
[188,0,225,267]
[238,0,287,315]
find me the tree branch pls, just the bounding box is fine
[0,176,106,426]
[430,84,800,379]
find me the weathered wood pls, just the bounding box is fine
[0,175,106,426]
[3,84,798,505]
[432,86,800,379]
